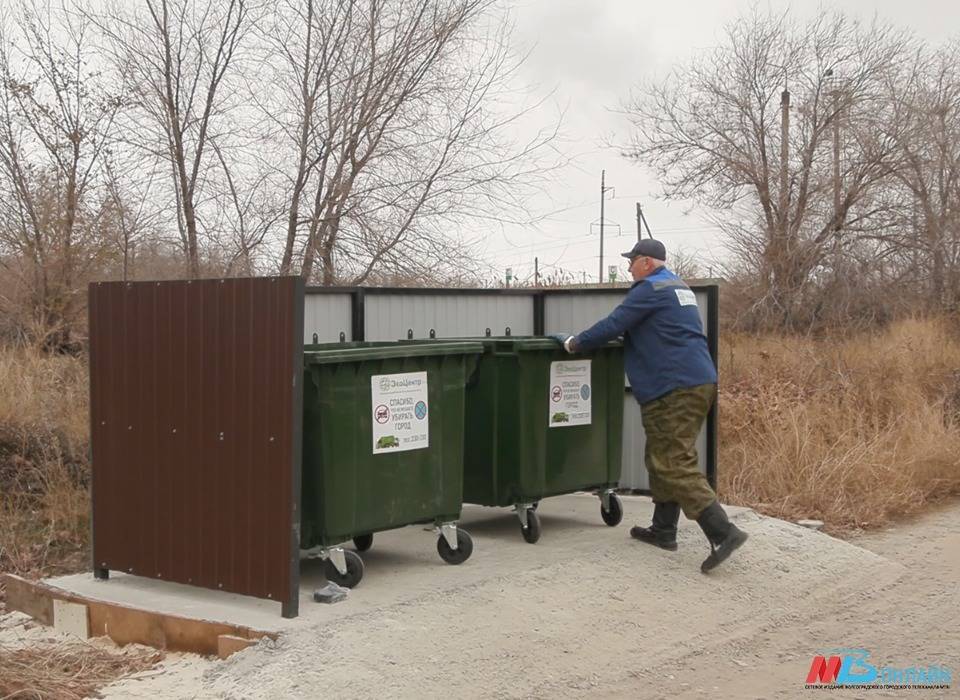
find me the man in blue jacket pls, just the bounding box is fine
[552,239,747,573]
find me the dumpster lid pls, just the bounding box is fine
[477,337,622,351]
[486,337,561,351]
[304,341,484,365]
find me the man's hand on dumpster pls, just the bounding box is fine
[547,333,578,354]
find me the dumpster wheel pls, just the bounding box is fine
[352,533,374,552]
[324,550,364,588]
[437,529,473,565]
[601,493,624,527]
[521,509,541,544]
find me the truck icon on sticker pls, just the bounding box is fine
[552,412,569,423]
[376,435,400,448]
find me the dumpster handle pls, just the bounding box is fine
[429,328,436,339]
[505,326,512,336]
[465,355,483,389]
[485,328,491,337]
[407,329,414,339]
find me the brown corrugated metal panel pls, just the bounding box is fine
[88,277,304,617]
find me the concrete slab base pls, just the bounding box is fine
[6,494,748,653]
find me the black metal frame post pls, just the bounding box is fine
[705,284,719,490]
[88,283,108,580]
[533,292,545,336]
[283,278,306,619]
[351,288,366,341]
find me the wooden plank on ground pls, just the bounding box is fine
[217,634,258,659]
[0,573,276,656]
[2,574,54,625]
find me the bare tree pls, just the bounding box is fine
[95,0,253,278]
[623,9,914,329]
[0,0,122,346]
[206,139,282,277]
[259,0,558,285]
[881,42,960,309]
[102,155,163,281]
[667,246,708,280]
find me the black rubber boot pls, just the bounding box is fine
[696,501,748,573]
[630,502,680,551]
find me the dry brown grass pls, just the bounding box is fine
[719,316,960,533]
[0,641,163,699]
[0,347,90,605]
[1,314,959,601]
[0,349,156,700]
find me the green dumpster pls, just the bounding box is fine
[300,341,482,587]
[462,337,625,543]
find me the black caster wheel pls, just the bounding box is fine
[530,501,540,511]
[601,493,623,527]
[324,550,364,588]
[521,508,541,544]
[353,533,373,552]
[437,529,473,565]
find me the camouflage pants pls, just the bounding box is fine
[641,383,717,520]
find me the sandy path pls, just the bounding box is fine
[609,503,959,699]
[89,495,957,699]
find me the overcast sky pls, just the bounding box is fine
[476,0,960,284]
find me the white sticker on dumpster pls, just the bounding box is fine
[548,360,592,427]
[371,371,429,453]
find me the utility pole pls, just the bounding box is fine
[636,202,653,240]
[599,171,605,283]
[534,257,540,287]
[911,198,919,277]
[599,170,614,283]
[780,85,790,239]
[833,89,842,232]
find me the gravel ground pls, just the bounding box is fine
[76,494,956,699]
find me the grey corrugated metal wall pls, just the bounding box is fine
[544,292,708,338]
[303,286,716,490]
[364,294,533,340]
[304,293,353,342]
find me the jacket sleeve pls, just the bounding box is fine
[574,283,656,351]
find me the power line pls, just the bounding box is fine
[487,225,724,262]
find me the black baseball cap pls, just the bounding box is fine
[621,238,666,261]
